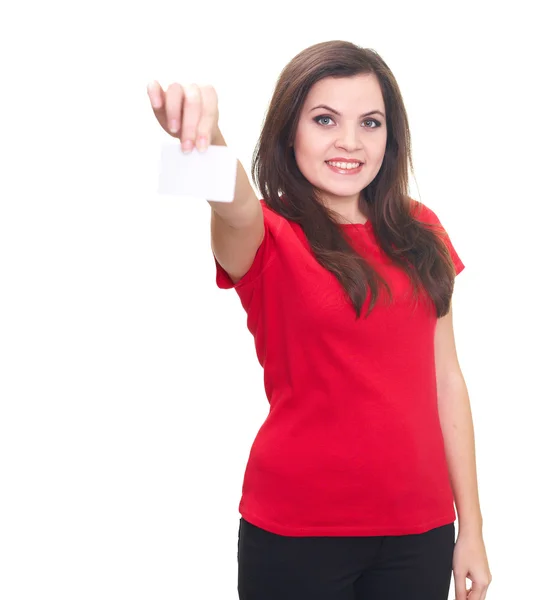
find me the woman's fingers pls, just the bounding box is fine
[165,82,185,136]
[147,80,220,150]
[180,84,202,152]
[147,81,163,109]
[147,81,170,132]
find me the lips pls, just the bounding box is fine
[325,161,364,175]
[326,157,364,163]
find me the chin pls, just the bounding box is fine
[321,184,363,197]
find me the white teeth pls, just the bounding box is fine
[326,161,361,169]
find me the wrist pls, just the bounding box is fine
[457,516,483,537]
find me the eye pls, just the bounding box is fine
[313,115,381,128]
[314,115,334,126]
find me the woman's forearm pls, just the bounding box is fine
[437,376,484,535]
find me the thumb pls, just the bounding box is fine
[467,580,483,600]
[454,573,468,600]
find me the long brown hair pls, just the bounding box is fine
[251,40,456,319]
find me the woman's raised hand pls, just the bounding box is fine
[147,81,219,153]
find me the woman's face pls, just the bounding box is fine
[293,74,388,212]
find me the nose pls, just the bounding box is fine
[334,125,363,152]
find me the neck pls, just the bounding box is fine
[320,194,366,225]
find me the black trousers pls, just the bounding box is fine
[238,517,455,600]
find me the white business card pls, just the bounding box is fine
[157,142,237,202]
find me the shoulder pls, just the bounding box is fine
[260,198,284,222]
[410,199,440,224]
[259,199,293,237]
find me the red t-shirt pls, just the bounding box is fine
[213,199,465,537]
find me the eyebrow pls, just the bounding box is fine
[310,104,385,118]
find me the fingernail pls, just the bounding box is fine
[170,120,179,133]
[182,140,193,153]
[197,136,208,152]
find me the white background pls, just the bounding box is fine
[1,1,556,598]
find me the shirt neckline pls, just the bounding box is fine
[338,220,372,229]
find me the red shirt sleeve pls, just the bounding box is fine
[412,201,465,276]
[213,200,286,290]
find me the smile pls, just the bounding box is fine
[325,161,364,175]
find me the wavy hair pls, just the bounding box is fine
[251,40,456,319]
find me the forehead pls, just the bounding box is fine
[303,74,384,110]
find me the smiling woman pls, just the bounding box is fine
[200,38,491,600]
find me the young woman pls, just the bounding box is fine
[147,40,492,600]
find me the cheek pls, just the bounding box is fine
[294,136,324,173]
[294,125,317,156]
[366,142,387,169]
[295,120,331,150]
[367,132,387,154]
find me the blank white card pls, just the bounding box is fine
[157,142,237,203]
